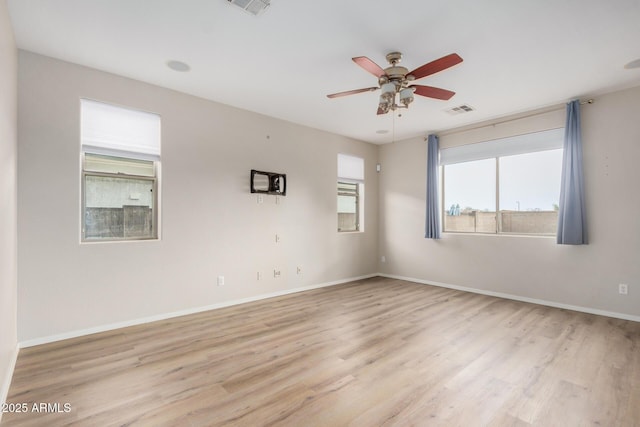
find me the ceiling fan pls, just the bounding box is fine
[327,52,463,115]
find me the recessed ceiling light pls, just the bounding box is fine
[167,60,190,72]
[624,58,640,69]
[376,129,389,134]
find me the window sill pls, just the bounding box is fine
[443,231,555,239]
[80,237,160,244]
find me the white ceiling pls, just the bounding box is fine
[7,0,640,144]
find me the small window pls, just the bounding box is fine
[81,99,161,242]
[442,128,563,235]
[338,181,359,232]
[337,154,364,232]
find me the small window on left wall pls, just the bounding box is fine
[80,99,161,242]
[337,153,364,232]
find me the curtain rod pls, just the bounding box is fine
[435,99,594,138]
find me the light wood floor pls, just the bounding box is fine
[3,277,640,426]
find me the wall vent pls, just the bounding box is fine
[227,0,271,16]
[445,104,475,115]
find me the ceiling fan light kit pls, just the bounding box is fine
[328,51,463,115]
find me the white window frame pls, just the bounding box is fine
[80,99,161,242]
[337,181,360,232]
[440,128,563,236]
[81,154,159,241]
[337,154,364,233]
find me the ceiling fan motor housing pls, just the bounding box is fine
[384,66,409,80]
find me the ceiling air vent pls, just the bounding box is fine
[227,0,270,16]
[445,104,475,115]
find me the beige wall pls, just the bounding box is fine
[17,51,379,343]
[13,48,640,347]
[0,0,18,408]
[379,86,640,317]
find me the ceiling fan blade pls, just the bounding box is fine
[408,53,463,80]
[352,56,386,78]
[410,85,456,100]
[327,87,379,99]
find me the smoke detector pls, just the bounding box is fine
[227,0,270,16]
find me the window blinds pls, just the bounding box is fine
[337,154,364,182]
[81,99,161,161]
[439,127,564,165]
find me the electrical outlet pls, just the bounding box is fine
[619,283,628,295]
[217,275,225,286]
[275,234,280,243]
[274,269,281,278]
[381,255,386,263]
[297,266,302,275]
[257,194,264,204]
[257,272,261,281]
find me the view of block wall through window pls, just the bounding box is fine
[337,182,359,232]
[337,154,364,232]
[83,157,156,239]
[441,128,563,235]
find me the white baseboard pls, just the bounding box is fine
[19,273,377,348]
[378,273,640,323]
[21,271,636,349]
[0,344,19,413]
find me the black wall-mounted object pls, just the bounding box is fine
[251,170,286,196]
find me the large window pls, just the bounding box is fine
[337,154,364,232]
[442,128,563,235]
[80,99,161,241]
